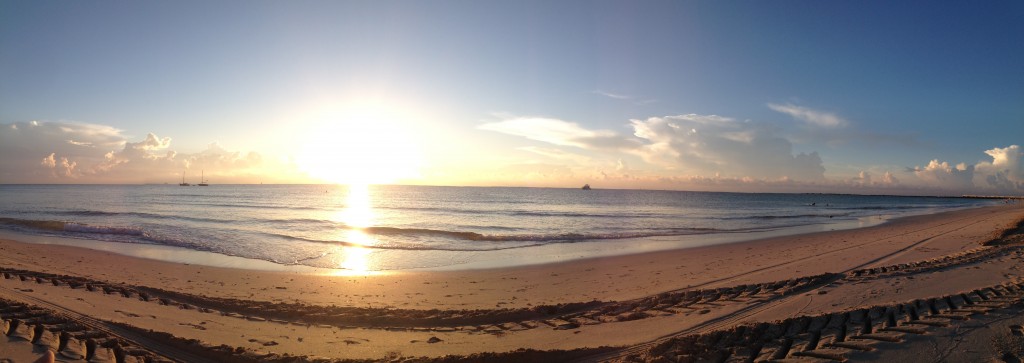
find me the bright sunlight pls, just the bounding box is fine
[297,102,422,185]
[326,184,380,275]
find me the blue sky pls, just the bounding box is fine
[1,1,1022,195]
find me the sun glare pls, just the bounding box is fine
[297,102,422,185]
[326,184,380,275]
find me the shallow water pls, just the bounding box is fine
[0,184,998,271]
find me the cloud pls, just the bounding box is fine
[629,114,826,181]
[909,160,975,191]
[882,171,899,185]
[592,90,631,100]
[481,113,827,182]
[0,120,273,184]
[973,145,1023,192]
[128,133,172,151]
[461,112,1024,195]
[592,90,657,105]
[853,171,872,185]
[39,152,78,178]
[479,116,638,150]
[518,146,592,164]
[1,121,123,182]
[901,145,1023,195]
[768,103,848,128]
[849,170,899,188]
[40,153,56,168]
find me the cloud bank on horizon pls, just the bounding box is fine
[5,107,1018,196]
[2,121,275,184]
[476,104,1023,196]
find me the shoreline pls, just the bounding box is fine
[0,203,995,273]
[1,203,1023,361]
[0,205,1019,310]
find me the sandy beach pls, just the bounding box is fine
[2,204,1024,362]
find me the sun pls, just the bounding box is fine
[297,102,422,185]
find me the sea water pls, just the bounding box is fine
[0,184,999,271]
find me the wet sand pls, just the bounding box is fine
[1,204,1023,362]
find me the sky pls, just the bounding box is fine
[1,1,1022,195]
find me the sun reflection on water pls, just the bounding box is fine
[341,184,374,228]
[326,184,382,276]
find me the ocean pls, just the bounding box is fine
[0,184,1000,271]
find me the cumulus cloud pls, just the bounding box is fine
[909,160,975,191]
[0,120,272,184]
[1,121,121,182]
[849,170,900,188]
[39,152,78,178]
[853,171,872,185]
[902,145,1024,194]
[882,171,899,185]
[973,145,1023,192]
[481,113,827,182]
[40,153,56,168]
[474,113,1021,195]
[629,114,826,181]
[128,133,172,151]
[768,103,847,128]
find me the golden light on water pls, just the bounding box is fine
[341,183,374,228]
[339,231,373,273]
[326,184,382,276]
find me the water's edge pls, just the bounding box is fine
[0,208,931,273]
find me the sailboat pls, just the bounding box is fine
[198,170,209,186]
[178,171,190,186]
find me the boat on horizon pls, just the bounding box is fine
[582,184,591,190]
[178,171,190,186]
[198,170,209,186]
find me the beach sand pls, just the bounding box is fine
[1,204,1023,362]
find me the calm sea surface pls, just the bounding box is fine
[0,185,1000,271]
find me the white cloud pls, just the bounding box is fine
[518,146,592,164]
[910,159,975,191]
[40,153,56,168]
[768,103,848,128]
[848,170,900,188]
[882,171,899,185]
[39,153,78,178]
[479,116,637,150]
[902,145,1023,195]
[853,171,872,185]
[592,90,631,100]
[481,113,827,182]
[128,133,172,151]
[973,145,1023,193]
[66,140,94,147]
[629,114,826,181]
[0,120,273,183]
[592,90,657,105]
